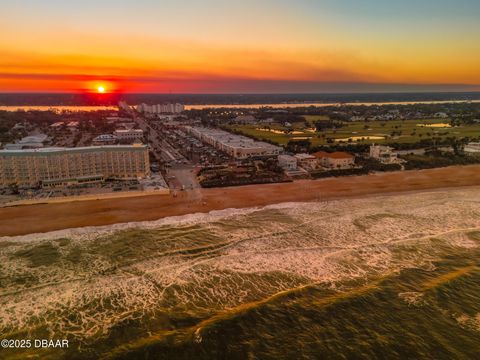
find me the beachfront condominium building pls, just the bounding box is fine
[0,145,150,188]
[185,126,283,159]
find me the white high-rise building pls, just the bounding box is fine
[136,103,185,114]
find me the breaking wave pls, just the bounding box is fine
[1,187,480,359]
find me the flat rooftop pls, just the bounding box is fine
[278,154,297,160]
[114,129,143,133]
[188,127,282,151]
[0,145,148,155]
[294,153,316,160]
[313,151,355,159]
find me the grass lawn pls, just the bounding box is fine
[303,115,330,125]
[226,117,480,146]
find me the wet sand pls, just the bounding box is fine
[1,165,480,237]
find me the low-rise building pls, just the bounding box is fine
[12,123,26,131]
[50,122,65,129]
[350,115,366,121]
[278,155,297,171]
[464,142,480,154]
[67,121,79,128]
[369,144,398,163]
[114,129,144,142]
[4,144,23,150]
[313,151,355,169]
[434,112,449,118]
[106,116,133,122]
[4,134,49,150]
[0,145,150,188]
[93,134,117,145]
[233,115,256,123]
[185,127,283,159]
[259,118,275,124]
[294,153,317,170]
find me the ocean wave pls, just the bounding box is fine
[1,187,480,346]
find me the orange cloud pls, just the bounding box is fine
[1,29,479,93]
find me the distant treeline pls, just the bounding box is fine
[403,152,480,170]
[2,92,480,106]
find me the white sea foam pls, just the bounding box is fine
[2,187,478,244]
[1,187,480,341]
[0,206,267,243]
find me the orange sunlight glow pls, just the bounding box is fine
[86,81,116,94]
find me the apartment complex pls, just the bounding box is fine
[114,129,144,142]
[185,127,283,159]
[0,145,150,187]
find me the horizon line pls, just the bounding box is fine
[1,90,480,95]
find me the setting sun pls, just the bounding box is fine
[97,86,105,93]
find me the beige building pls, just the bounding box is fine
[313,151,355,169]
[186,127,283,159]
[464,142,480,154]
[0,145,150,187]
[294,153,317,170]
[369,145,398,163]
[278,155,297,170]
[114,129,144,142]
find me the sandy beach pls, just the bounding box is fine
[1,164,480,237]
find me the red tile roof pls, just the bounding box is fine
[312,151,354,159]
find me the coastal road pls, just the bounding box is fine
[135,115,186,163]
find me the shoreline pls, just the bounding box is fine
[3,185,478,243]
[1,165,480,237]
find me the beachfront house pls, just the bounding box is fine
[369,144,398,164]
[278,155,298,171]
[294,153,317,170]
[313,151,355,169]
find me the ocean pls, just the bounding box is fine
[1,188,479,359]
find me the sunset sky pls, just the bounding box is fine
[1,0,480,93]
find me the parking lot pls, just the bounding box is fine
[165,164,201,190]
